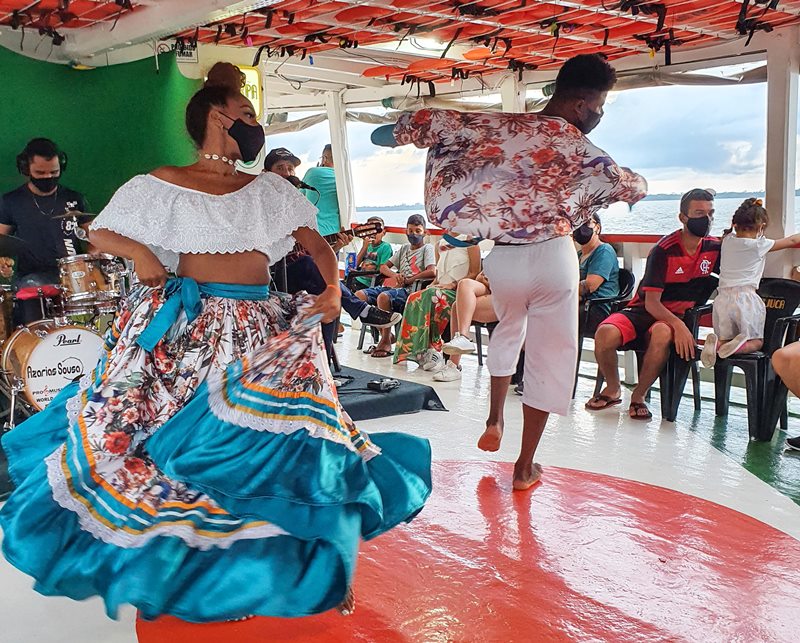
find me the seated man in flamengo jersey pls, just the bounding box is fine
[372,53,647,491]
[587,188,721,420]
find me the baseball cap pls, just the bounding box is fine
[264,147,301,170]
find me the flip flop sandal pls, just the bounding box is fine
[370,349,393,358]
[363,345,376,354]
[585,394,623,411]
[628,402,652,421]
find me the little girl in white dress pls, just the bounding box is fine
[701,198,800,366]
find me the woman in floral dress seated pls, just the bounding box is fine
[0,85,431,623]
[393,235,480,373]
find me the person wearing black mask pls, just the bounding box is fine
[587,188,721,420]
[0,138,90,323]
[574,213,619,332]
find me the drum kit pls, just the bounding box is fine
[0,212,133,430]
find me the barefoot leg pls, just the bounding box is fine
[338,587,355,616]
[512,404,548,491]
[479,375,510,451]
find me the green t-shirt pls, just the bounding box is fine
[355,241,393,286]
[301,166,340,236]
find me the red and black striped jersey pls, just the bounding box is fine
[627,230,721,315]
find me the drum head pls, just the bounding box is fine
[23,325,103,410]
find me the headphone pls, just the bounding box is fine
[16,138,68,176]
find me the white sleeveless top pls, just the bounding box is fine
[436,236,472,284]
[89,172,318,272]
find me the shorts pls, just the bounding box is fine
[361,286,409,313]
[712,286,765,340]
[600,307,672,348]
[483,236,579,416]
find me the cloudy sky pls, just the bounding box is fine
[265,80,782,208]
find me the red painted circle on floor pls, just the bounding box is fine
[137,461,799,642]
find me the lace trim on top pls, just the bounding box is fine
[89,173,319,271]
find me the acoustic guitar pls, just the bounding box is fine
[322,220,383,246]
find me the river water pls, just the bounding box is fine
[358,197,800,238]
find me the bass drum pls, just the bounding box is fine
[1,320,104,411]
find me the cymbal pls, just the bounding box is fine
[52,210,98,220]
[0,234,28,257]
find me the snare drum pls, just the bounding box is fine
[58,254,124,304]
[1,320,103,410]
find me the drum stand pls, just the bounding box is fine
[0,374,33,433]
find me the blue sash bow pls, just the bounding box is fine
[136,277,270,351]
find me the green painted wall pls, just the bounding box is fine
[0,47,201,211]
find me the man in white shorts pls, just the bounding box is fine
[372,54,647,490]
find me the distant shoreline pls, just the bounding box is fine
[356,191,778,211]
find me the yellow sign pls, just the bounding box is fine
[239,66,262,120]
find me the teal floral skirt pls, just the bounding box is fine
[0,278,431,623]
[394,287,456,364]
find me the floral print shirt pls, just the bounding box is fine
[394,109,648,244]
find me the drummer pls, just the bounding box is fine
[0,138,92,323]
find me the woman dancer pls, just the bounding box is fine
[0,85,431,622]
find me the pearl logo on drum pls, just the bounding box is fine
[56,333,82,346]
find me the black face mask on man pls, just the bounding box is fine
[407,233,424,245]
[686,215,712,238]
[573,223,595,246]
[577,106,603,135]
[224,117,266,163]
[30,176,59,193]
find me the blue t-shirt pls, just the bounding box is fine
[579,243,619,314]
[301,166,340,236]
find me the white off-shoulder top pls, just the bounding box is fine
[89,172,319,272]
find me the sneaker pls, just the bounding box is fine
[421,349,444,372]
[514,382,524,396]
[361,306,402,329]
[786,436,800,451]
[718,333,748,359]
[701,333,717,368]
[433,362,462,381]
[442,333,477,355]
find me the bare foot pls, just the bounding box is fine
[478,422,503,452]
[338,587,355,616]
[512,462,543,491]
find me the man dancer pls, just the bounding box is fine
[373,54,647,490]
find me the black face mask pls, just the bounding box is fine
[407,233,424,245]
[30,176,59,193]
[686,215,712,238]
[577,108,603,135]
[226,119,265,163]
[573,223,594,245]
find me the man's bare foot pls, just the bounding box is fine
[512,462,543,491]
[337,587,355,616]
[478,422,503,452]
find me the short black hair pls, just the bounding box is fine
[554,54,617,100]
[323,144,332,154]
[185,85,239,148]
[590,212,602,230]
[22,138,60,162]
[407,214,426,228]
[679,188,715,216]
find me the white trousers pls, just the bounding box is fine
[483,236,579,416]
